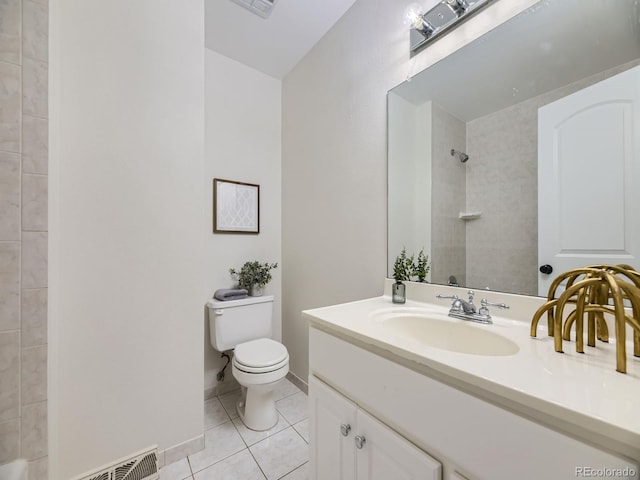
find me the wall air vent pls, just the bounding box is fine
[229,0,278,19]
[73,447,159,480]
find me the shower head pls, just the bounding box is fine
[451,149,469,163]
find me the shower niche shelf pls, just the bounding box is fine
[459,211,482,221]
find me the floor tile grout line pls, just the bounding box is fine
[250,426,306,480]
[192,446,269,480]
[276,461,308,480]
[166,383,307,479]
[188,445,247,476]
[275,387,304,402]
[278,390,301,401]
[229,412,251,449]
[235,413,291,448]
[202,418,233,436]
[291,423,308,445]
[217,390,240,420]
[187,454,195,477]
[246,446,269,480]
[203,396,232,431]
[204,395,229,419]
[188,419,242,475]
[275,407,292,427]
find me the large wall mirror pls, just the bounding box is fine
[388,0,640,297]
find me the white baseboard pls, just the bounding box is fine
[286,371,308,395]
[161,434,205,467]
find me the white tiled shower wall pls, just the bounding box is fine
[430,102,466,288]
[0,0,49,476]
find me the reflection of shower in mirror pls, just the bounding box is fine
[451,149,469,163]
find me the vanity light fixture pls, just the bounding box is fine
[406,0,494,56]
[229,0,278,19]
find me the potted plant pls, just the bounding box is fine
[229,261,278,296]
[412,248,430,283]
[392,248,414,304]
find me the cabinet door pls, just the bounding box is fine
[538,65,640,295]
[356,409,441,480]
[309,376,358,480]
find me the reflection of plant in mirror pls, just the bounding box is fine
[230,261,278,289]
[393,248,414,282]
[413,248,430,282]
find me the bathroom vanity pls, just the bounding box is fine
[304,281,640,480]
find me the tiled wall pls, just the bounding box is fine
[0,0,49,476]
[430,103,466,287]
[466,96,538,295]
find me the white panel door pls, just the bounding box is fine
[355,409,441,480]
[538,65,640,296]
[309,376,357,480]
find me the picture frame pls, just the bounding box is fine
[213,178,260,234]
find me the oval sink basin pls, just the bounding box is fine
[381,315,519,356]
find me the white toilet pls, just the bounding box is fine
[207,295,289,431]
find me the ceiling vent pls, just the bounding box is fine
[229,0,278,19]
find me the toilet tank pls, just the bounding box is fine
[206,295,274,352]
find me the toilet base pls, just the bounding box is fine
[236,383,280,431]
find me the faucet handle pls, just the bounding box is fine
[480,298,510,309]
[436,294,459,301]
[467,290,475,303]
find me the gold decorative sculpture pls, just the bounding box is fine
[530,264,640,373]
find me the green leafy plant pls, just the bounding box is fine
[412,248,430,282]
[230,261,278,289]
[393,248,414,282]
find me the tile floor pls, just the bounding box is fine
[160,379,309,480]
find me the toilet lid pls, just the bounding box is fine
[234,338,288,368]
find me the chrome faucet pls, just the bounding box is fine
[457,289,477,314]
[436,290,509,324]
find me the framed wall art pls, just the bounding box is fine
[213,178,260,234]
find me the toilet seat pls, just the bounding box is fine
[234,338,289,374]
[233,356,289,374]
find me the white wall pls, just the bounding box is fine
[281,0,538,381]
[414,101,433,281]
[387,93,418,274]
[203,48,281,395]
[49,1,205,478]
[388,96,434,280]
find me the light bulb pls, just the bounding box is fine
[403,2,424,29]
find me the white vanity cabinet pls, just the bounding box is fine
[309,375,442,480]
[308,326,639,480]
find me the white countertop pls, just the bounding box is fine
[303,281,640,459]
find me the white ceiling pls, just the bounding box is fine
[205,0,358,79]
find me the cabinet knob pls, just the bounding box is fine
[340,424,351,436]
[355,435,366,449]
